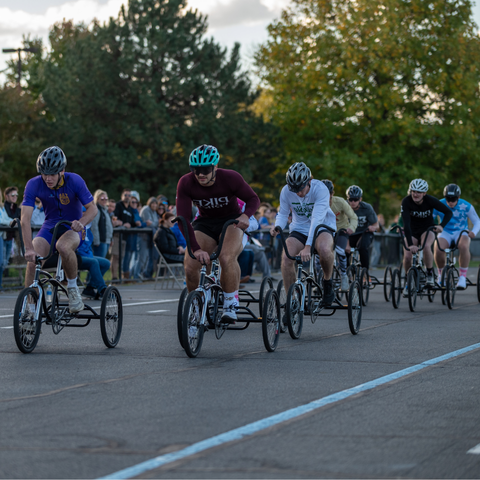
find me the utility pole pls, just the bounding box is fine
[2,47,39,88]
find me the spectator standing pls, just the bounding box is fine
[91,190,113,258]
[0,189,10,289]
[3,186,21,270]
[135,196,159,279]
[31,198,45,227]
[112,189,134,280]
[154,212,185,263]
[128,193,144,278]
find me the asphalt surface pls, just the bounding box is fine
[1,267,480,479]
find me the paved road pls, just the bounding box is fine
[1,268,480,479]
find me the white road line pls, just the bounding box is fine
[98,342,480,480]
[0,314,12,319]
[467,443,480,454]
[122,299,178,307]
[147,310,169,314]
[0,326,13,329]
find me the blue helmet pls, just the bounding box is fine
[189,145,220,167]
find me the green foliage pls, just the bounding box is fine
[12,0,283,203]
[255,0,480,215]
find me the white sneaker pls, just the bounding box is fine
[67,287,84,313]
[426,273,434,286]
[403,285,409,297]
[340,274,349,292]
[456,276,467,290]
[221,306,237,324]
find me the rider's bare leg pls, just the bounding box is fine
[458,235,471,269]
[55,231,81,282]
[403,237,419,272]
[434,237,448,270]
[421,231,435,269]
[281,237,304,293]
[217,226,244,293]
[184,231,217,292]
[25,236,49,287]
[315,232,334,280]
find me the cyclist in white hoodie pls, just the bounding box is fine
[270,162,336,306]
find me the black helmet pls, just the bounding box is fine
[286,162,312,193]
[37,146,67,175]
[443,183,461,198]
[321,179,334,194]
[346,185,363,199]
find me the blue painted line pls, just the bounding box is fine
[98,342,480,479]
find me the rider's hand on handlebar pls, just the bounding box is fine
[194,249,211,265]
[432,225,443,233]
[299,246,311,263]
[270,225,278,237]
[25,248,37,263]
[235,214,250,231]
[409,245,419,254]
[71,220,85,232]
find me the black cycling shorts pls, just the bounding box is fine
[192,213,240,244]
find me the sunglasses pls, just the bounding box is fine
[100,197,108,201]
[190,166,214,176]
[288,182,309,194]
[10,193,18,197]
[348,197,360,202]
[445,196,458,202]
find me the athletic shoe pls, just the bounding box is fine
[340,274,349,292]
[221,306,237,324]
[68,287,84,313]
[456,276,467,290]
[81,286,97,299]
[403,285,409,297]
[426,273,434,286]
[321,279,335,306]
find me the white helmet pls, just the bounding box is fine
[408,178,428,194]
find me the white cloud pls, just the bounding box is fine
[0,0,289,80]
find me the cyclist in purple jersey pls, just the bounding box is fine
[176,144,260,323]
[21,146,97,313]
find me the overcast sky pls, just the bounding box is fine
[0,0,289,83]
[1,0,480,83]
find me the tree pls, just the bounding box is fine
[23,0,282,202]
[255,0,480,214]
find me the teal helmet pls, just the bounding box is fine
[189,145,220,167]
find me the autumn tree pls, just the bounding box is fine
[256,0,480,213]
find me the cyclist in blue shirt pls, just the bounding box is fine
[21,146,97,313]
[433,184,480,289]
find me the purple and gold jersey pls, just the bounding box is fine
[22,173,94,231]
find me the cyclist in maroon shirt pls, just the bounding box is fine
[176,145,260,323]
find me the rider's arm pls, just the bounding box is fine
[231,172,260,218]
[400,200,414,246]
[343,198,358,232]
[176,175,202,252]
[20,206,34,253]
[274,186,291,230]
[467,204,480,236]
[365,205,379,232]
[76,201,98,230]
[306,185,332,246]
[431,196,453,228]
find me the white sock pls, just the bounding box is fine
[223,292,238,309]
[67,278,77,288]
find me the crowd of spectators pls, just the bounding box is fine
[0,188,283,291]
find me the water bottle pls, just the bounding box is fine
[46,284,53,303]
